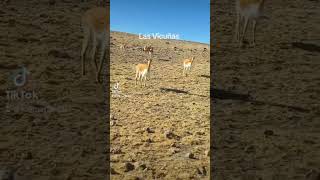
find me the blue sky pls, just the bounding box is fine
[111,0,210,44]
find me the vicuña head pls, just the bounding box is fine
[80,6,109,83]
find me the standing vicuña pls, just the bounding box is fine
[119,44,127,50]
[135,59,152,87]
[183,56,195,76]
[143,45,154,56]
[235,0,265,47]
[80,7,109,83]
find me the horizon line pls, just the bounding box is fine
[110,30,210,45]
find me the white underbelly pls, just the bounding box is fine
[184,64,191,69]
[139,69,148,77]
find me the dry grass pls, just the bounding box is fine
[110,31,210,179]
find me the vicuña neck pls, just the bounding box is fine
[147,61,151,70]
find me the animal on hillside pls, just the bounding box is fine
[135,59,152,87]
[183,56,195,77]
[143,45,154,56]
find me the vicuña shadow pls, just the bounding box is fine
[160,87,207,98]
[291,42,320,53]
[211,88,310,113]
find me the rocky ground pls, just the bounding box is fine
[211,0,320,179]
[1,0,319,179]
[110,31,210,179]
[0,1,108,179]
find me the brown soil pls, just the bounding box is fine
[0,1,107,179]
[110,31,210,179]
[212,0,320,179]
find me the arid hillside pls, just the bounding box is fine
[110,31,210,179]
[1,1,108,179]
[211,0,320,179]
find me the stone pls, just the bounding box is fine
[186,152,195,159]
[123,162,135,172]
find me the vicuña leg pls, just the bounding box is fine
[81,27,90,76]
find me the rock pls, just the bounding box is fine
[169,148,180,154]
[39,13,48,18]
[164,131,180,140]
[146,127,155,133]
[110,147,122,154]
[48,49,71,59]
[304,139,316,145]
[128,156,136,162]
[139,164,147,171]
[165,131,174,139]
[48,0,55,5]
[244,145,255,153]
[186,152,195,159]
[170,142,178,148]
[264,129,274,137]
[195,131,205,135]
[123,162,135,172]
[133,162,147,170]
[160,164,167,170]
[3,0,10,4]
[156,172,166,178]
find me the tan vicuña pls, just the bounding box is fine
[235,0,265,47]
[135,59,152,87]
[183,56,195,77]
[80,7,109,83]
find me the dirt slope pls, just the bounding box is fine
[1,1,108,179]
[110,31,210,179]
[212,0,320,179]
